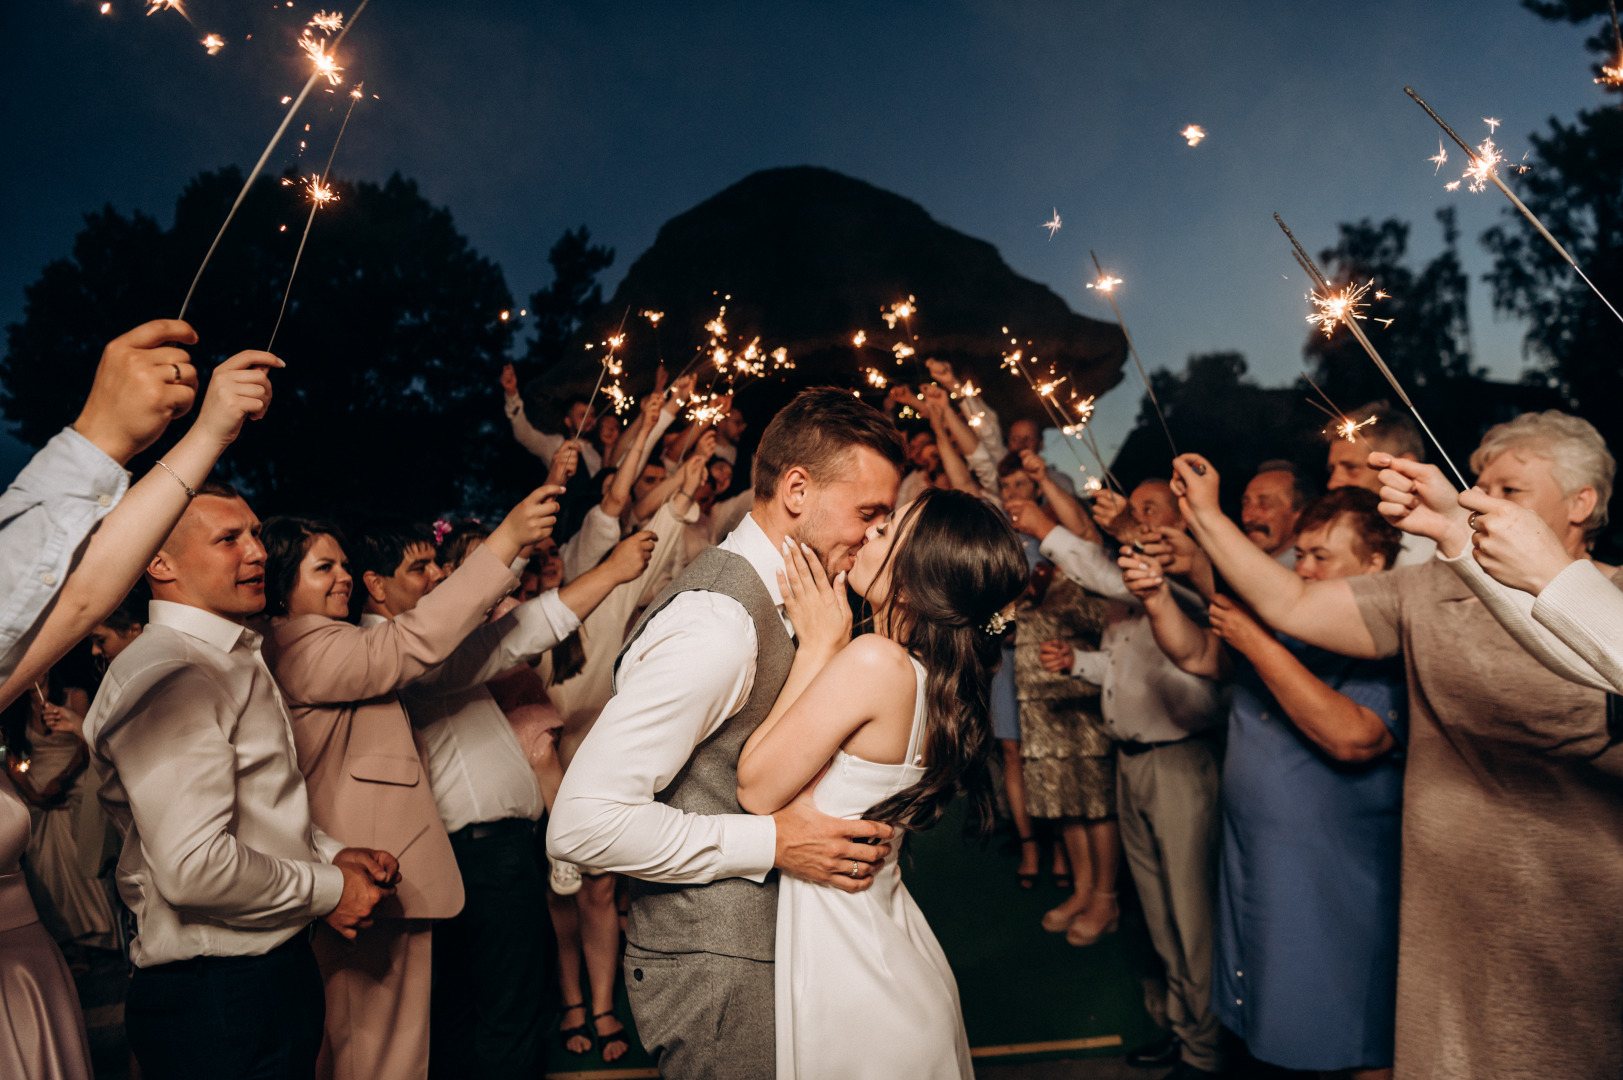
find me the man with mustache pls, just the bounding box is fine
[1241,462,1308,565]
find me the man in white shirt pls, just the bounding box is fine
[347,522,653,1079]
[548,388,908,1078]
[1324,401,1438,566]
[84,484,395,1080]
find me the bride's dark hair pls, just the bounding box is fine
[860,488,1027,834]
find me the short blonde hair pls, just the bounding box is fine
[1470,411,1615,539]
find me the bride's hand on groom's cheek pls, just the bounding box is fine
[778,539,851,658]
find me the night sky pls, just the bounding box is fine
[1,0,1608,481]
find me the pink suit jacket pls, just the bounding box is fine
[265,544,519,920]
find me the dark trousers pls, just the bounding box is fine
[125,933,325,1080]
[430,817,553,1080]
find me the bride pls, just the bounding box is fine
[737,488,1027,1080]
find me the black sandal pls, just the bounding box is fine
[559,1002,593,1056]
[594,1009,631,1064]
[1016,836,1039,890]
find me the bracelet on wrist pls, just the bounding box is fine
[156,460,197,499]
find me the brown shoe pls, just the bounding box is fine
[1065,891,1119,946]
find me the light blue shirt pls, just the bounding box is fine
[0,427,129,683]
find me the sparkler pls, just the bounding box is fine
[1181,125,1207,146]
[1598,0,1623,87]
[1087,252,1179,460]
[177,0,370,321]
[1042,208,1062,239]
[1000,345,1120,494]
[576,309,632,441]
[1306,278,1373,338]
[309,10,344,33]
[1275,212,1468,488]
[1300,370,1379,450]
[1428,141,1447,174]
[1406,87,1623,327]
[145,0,188,18]
[266,82,364,350]
[202,33,225,55]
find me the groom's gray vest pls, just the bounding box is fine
[613,545,796,963]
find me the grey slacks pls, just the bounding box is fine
[623,942,774,1080]
[1117,736,1222,1073]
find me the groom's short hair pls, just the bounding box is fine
[753,387,906,499]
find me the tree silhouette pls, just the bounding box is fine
[2,167,529,519]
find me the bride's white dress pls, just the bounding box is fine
[775,656,973,1079]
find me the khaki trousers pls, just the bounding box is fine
[313,919,433,1080]
[1117,738,1222,1073]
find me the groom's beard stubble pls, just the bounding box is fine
[793,501,860,577]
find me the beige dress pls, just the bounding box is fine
[1347,560,1623,1080]
[0,771,93,1079]
[23,729,113,948]
[1014,572,1114,820]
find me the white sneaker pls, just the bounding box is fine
[549,856,583,896]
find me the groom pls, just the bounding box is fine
[548,387,907,1077]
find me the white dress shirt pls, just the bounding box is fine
[398,588,579,834]
[1039,527,1221,744]
[83,601,344,967]
[547,513,785,883]
[504,393,603,476]
[0,427,129,683]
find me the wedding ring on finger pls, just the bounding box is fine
[849,860,862,879]
[1468,512,1480,531]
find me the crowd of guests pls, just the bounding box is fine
[0,317,1619,1080]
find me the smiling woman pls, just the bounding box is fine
[261,517,351,619]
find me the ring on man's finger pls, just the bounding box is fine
[170,363,182,383]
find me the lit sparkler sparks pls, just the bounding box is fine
[1336,415,1378,442]
[865,367,888,389]
[1599,0,1623,87]
[178,1,370,320]
[1306,278,1373,338]
[100,3,111,13]
[1276,211,1469,488]
[999,345,1116,491]
[641,310,664,325]
[1042,208,1062,239]
[201,33,225,55]
[1406,87,1623,327]
[1087,274,1122,293]
[852,330,866,347]
[1483,117,1501,133]
[309,9,344,33]
[1375,317,1395,328]
[1182,124,1206,146]
[881,297,916,330]
[266,78,364,350]
[892,342,915,362]
[145,0,187,17]
[300,30,344,85]
[1429,141,1447,174]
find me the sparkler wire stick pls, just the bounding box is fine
[1275,212,1469,488]
[1405,87,1623,327]
[1090,251,1179,458]
[575,307,631,442]
[177,0,372,320]
[1003,348,1121,495]
[267,89,362,351]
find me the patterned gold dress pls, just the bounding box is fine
[1013,570,1114,821]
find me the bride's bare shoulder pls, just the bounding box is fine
[834,634,915,683]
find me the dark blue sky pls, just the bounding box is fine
[1,0,1609,477]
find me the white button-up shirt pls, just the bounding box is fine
[397,588,580,834]
[546,513,785,883]
[1039,527,1221,745]
[83,601,344,967]
[0,427,129,683]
